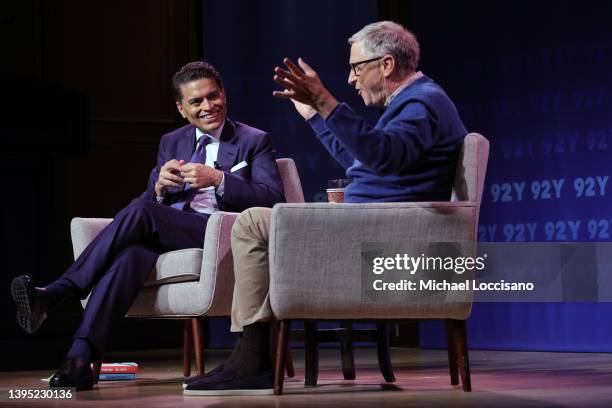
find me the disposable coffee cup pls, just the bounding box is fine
[326,179,351,203]
[326,188,345,203]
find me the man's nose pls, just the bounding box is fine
[348,69,357,86]
[202,99,211,110]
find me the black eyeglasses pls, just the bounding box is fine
[349,56,384,76]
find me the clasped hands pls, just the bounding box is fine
[155,159,223,197]
[273,57,339,119]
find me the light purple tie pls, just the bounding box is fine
[171,135,210,210]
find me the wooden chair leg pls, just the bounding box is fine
[271,320,295,378]
[446,319,471,392]
[304,320,319,386]
[191,317,205,376]
[183,319,193,377]
[339,322,356,380]
[444,320,459,385]
[376,323,396,382]
[91,361,102,384]
[274,320,291,395]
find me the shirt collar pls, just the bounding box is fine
[195,120,225,143]
[384,71,424,107]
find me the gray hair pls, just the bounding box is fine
[348,21,420,75]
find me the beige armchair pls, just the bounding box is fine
[269,134,489,395]
[70,158,304,378]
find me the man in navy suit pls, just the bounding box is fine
[10,61,285,390]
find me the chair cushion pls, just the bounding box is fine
[143,248,202,287]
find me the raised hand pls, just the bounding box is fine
[273,57,339,119]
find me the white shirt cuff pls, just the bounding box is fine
[216,173,225,196]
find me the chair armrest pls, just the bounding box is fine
[198,211,240,315]
[70,218,113,260]
[269,202,478,320]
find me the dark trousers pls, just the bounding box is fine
[62,198,209,354]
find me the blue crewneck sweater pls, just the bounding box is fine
[308,75,467,203]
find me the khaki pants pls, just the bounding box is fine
[230,207,273,332]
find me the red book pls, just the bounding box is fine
[97,362,139,374]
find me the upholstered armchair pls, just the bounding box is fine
[70,158,304,378]
[269,134,489,395]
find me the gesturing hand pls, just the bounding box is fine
[155,159,185,197]
[179,163,223,190]
[273,57,339,119]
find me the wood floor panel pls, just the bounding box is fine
[1,348,612,407]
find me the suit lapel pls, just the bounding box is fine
[178,125,196,162]
[216,119,238,171]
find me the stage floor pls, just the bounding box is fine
[1,347,612,407]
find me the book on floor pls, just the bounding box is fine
[96,362,139,374]
[98,373,136,381]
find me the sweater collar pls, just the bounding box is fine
[384,71,424,107]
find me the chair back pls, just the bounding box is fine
[276,158,305,203]
[450,133,489,204]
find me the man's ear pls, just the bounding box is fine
[381,55,396,78]
[175,101,186,118]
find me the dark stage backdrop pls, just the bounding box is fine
[410,1,612,351]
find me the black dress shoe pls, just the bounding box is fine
[183,367,274,396]
[184,338,245,386]
[49,357,94,391]
[183,364,225,388]
[11,275,47,334]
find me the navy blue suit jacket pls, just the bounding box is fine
[143,120,285,212]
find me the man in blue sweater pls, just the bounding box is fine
[184,21,467,395]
